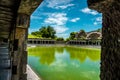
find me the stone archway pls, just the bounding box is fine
[88,0,120,79]
[0,0,120,80]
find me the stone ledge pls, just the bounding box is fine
[27,65,41,80]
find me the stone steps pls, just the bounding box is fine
[0,43,11,80]
[0,69,11,80]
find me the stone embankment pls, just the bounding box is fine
[27,65,41,80]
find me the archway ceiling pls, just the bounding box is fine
[0,0,43,39]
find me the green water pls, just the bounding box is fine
[28,46,100,80]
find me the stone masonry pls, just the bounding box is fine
[87,0,120,80]
[0,0,119,80]
[0,0,42,80]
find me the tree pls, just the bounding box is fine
[31,26,56,39]
[76,30,87,39]
[96,28,101,32]
[39,27,49,38]
[69,32,76,40]
[31,31,41,38]
[56,37,64,41]
[66,38,70,41]
[47,26,56,39]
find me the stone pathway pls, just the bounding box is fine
[27,65,41,80]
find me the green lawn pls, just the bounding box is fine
[28,34,39,38]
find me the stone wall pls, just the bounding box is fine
[87,0,120,79]
[11,27,27,80]
[0,0,42,80]
[1,0,119,80]
[10,0,43,79]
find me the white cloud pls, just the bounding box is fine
[93,22,98,25]
[70,18,80,22]
[44,13,68,26]
[54,26,69,33]
[81,8,98,15]
[45,0,74,9]
[56,33,69,39]
[29,28,38,33]
[44,13,69,34]
[94,17,102,25]
[55,4,75,9]
[96,17,102,22]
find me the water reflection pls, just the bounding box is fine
[66,46,100,62]
[28,46,100,65]
[28,46,100,80]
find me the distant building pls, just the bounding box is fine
[75,29,102,40]
[86,32,102,40]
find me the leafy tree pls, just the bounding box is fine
[69,32,76,40]
[31,31,41,38]
[47,26,56,39]
[76,30,87,39]
[56,37,64,41]
[97,28,101,32]
[66,38,70,41]
[31,26,56,39]
[39,27,49,38]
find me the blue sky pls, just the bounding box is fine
[29,0,102,38]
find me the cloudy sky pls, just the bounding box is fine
[29,0,102,38]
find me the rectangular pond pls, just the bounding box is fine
[28,46,100,80]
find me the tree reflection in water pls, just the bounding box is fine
[28,46,100,65]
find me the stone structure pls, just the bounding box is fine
[28,38,66,45]
[0,0,43,80]
[86,32,102,40]
[0,0,119,80]
[75,30,102,40]
[28,38,56,45]
[28,38,101,46]
[87,0,120,79]
[67,39,101,46]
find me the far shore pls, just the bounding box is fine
[27,44,101,49]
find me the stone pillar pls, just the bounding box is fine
[95,41,97,46]
[87,41,89,45]
[88,0,120,80]
[37,39,38,44]
[96,41,98,46]
[31,39,33,44]
[12,13,30,80]
[40,40,41,44]
[41,40,43,44]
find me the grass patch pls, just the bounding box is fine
[28,34,39,38]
